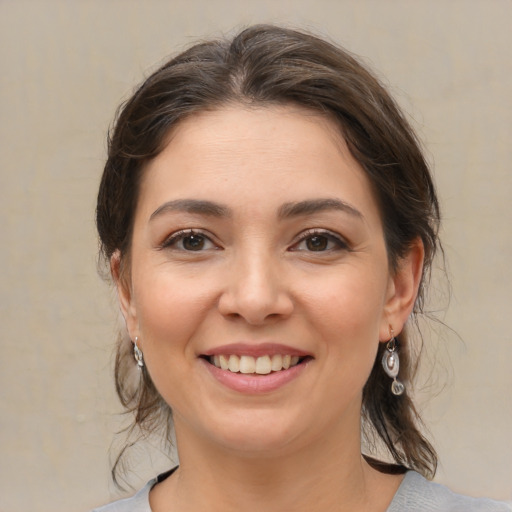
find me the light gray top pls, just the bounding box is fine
[92,470,512,512]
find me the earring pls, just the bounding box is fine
[382,328,404,396]
[133,336,144,368]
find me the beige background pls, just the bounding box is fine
[1,1,511,510]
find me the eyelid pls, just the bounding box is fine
[289,228,350,252]
[158,228,220,251]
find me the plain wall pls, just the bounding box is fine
[1,1,511,510]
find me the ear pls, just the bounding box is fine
[110,250,139,340]
[379,238,424,341]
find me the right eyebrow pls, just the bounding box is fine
[149,199,231,221]
[277,198,364,220]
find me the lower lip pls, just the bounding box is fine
[200,358,310,394]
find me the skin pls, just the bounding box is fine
[113,105,424,512]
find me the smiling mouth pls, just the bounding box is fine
[204,354,309,375]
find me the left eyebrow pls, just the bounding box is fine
[278,198,364,220]
[149,199,231,221]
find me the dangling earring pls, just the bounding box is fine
[133,336,144,368]
[382,327,404,396]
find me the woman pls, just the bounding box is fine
[93,25,510,512]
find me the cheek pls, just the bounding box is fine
[304,266,388,335]
[130,272,220,410]
[300,266,387,379]
[132,270,217,357]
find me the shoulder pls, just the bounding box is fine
[90,479,155,512]
[388,471,512,512]
[91,468,176,512]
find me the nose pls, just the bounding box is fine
[217,250,294,325]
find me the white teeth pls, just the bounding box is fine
[219,354,229,370]
[271,354,283,371]
[210,353,303,374]
[228,354,240,372]
[239,355,256,374]
[255,355,272,374]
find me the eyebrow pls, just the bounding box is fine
[150,199,231,220]
[278,198,364,220]
[149,197,364,222]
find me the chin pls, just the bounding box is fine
[200,409,308,456]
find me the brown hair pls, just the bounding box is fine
[97,24,440,482]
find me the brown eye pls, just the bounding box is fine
[182,234,206,251]
[160,230,217,252]
[289,230,348,253]
[306,235,329,251]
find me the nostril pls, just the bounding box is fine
[217,269,294,324]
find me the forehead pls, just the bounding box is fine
[138,105,381,222]
[161,104,346,166]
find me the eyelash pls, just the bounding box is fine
[159,228,349,253]
[290,229,349,253]
[159,229,218,251]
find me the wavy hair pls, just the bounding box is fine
[97,24,440,483]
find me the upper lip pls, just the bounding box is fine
[200,343,312,358]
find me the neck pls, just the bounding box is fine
[149,409,401,512]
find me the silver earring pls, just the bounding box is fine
[382,328,404,396]
[133,336,144,368]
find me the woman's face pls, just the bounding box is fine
[116,105,419,456]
